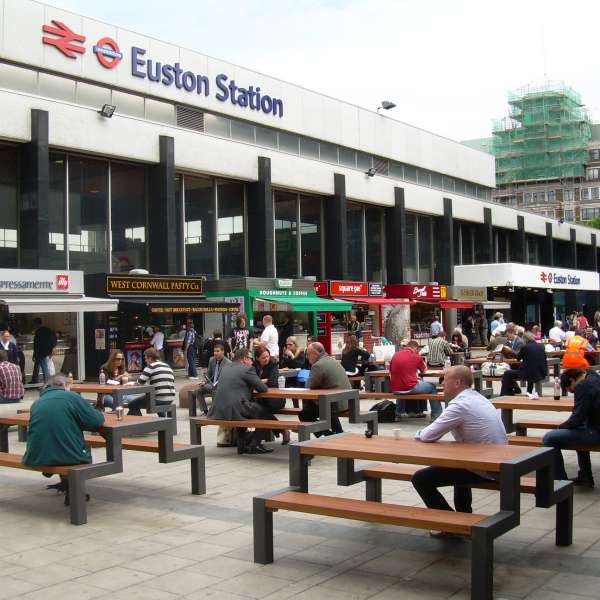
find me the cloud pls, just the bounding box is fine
[46,0,600,140]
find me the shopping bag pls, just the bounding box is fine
[46,356,56,377]
[481,361,510,376]
[373,343,395,362]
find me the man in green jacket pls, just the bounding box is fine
[300,342,351,435]
[23,375,104,501]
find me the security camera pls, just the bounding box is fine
[365,167,377,177]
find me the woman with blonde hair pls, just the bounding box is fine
[279,336,305,369]
[99,349,129,408]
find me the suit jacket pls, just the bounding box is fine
[307,353,351,411]
[208,361,268,420]
[561,370,600,430]
[516,341,548,382]
[0,341,18,365]
[205,356,231,385]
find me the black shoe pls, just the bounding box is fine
[570,472,595,488]
[46,481,68,493]
[253,444,274,454]
[237,446,249,455]
[42,472,53,479]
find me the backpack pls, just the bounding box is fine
[370,400,396,423]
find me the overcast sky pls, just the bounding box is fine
[48,0,600,142]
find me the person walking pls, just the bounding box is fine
[543,368,600,487]
[30,318,57,384]
[184,318,199,379]
[150,326,165,361]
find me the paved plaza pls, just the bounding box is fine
[0,379,598,600]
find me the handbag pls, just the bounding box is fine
[373,341,395,362]
[45,356,56,377]
[297,368,310,384]
[481,361,510,376]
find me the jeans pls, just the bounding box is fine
[31,355,50,384]
[394,379,437,417]
[102,394,138,410]
[187,347,198,378]
[411,466,489,512]
[126,394,173,417]
[543,427,600,479]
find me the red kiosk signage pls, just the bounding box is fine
[385,284,447,300]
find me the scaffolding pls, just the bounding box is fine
[492,82,591,185]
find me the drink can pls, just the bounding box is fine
[115,405,124,420]
[277,376,285,389]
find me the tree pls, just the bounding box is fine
[587,216,600,230]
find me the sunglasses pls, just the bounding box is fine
[115,357,124,360]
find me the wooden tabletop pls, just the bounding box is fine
[0,413,158,428]
[492,396,574,411]
[255,388,355,400]
[298,432,538,472]
[70,383,149,394]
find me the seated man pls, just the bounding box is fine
[0,350,24,403]
[427,330,456,368]
[562,329,593,369]
[179,341,231,415]
[543,368,600,487]
[299,342,350,436]
[208,348,271,454]
[500,331,548,398]
[390,340,438,421]
[23,374,104,503]
[127,348,176,416]
[411,366,507,532]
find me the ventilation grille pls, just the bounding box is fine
[176,106,204,132]
[373,157,388,176]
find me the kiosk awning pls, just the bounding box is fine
[0,296,118,313]
[334,297,414,305]
[256,296,352,312]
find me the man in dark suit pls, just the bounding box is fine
[179,340,231,415]
[0,330,18,365]
[30,318,57,384]
[208,348,271,454]
[500,331,548,397]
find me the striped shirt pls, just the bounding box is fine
[0,360,24,400]
[428,336,453,367]
[137,360,175,399]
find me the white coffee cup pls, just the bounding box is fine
[392,428,402,439]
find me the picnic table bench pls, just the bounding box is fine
[254,432,572,600]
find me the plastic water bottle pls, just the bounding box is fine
[277,375,285,389]
[444,357,451,369]
[553,377,561,401]
[99,371,106,385]
[68,372,74,385]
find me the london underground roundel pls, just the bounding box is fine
[93,37,123,69]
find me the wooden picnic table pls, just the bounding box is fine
[255,432,570,600]
[492,395,573,434]
[70,383,155,411]
[467,356,562,377]
[363,368,482,393]
[0,411,204,524]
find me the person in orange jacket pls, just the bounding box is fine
[562,330,594,369]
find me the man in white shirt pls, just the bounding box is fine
[260,315,279,358]
[549,320,567,346]
[411,366,507,520]
[429,316,442,338]
[150,326,165,359]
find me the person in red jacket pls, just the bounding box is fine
[390,340,438,421]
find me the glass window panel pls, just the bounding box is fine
[0,63,37,94]
[418,215,432,280]
[274,191,298,278]
[417,169,431,186]
[431,172,443,188]
[443,176,455,192]
[454,179,466,194]
[185,176,216,278]
[0,145,18,267]
[231,120,255,143]
[300,137,319,159]
[217,182,245,276]
[357,153,372,171]
[47,153,66,268]
[404,213,417,281]
[582,188,589,201]
[110,162,147,273]
[76,82,111,109]
[111,90,144,118]
[300,194,321,278]
[68,156,108,273]
[38,73,75,103]
[347,203,363,280]
[319,142,338,163]
[204,113,231,137]
[465,182,475,196]
[592,188,600,200]
[453,221,461,266]
[145,98,175,125]
[460,223,473,264]
[365,207,383,280]
[389,161,403,179]
[256,126,277,149]
[404,165,417,182]
[279,132,299,154]
[339,147,356,168]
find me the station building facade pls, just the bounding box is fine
[0,0,599,375]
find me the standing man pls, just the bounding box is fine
[429,315,442,338]
[347,314,362,339]
[150,326,165,360]
[300,342,351,435]
[0,330,18,365]
[179,340,231,415]
[260,315,279,359]
[477,310,488,346]
[0,350,24,403]
[390,340,438,421]
[30,318,57,384]
[184,318,198,379]
[543,368,600,487]
[411,366,507,529]
[127,348,176,416]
